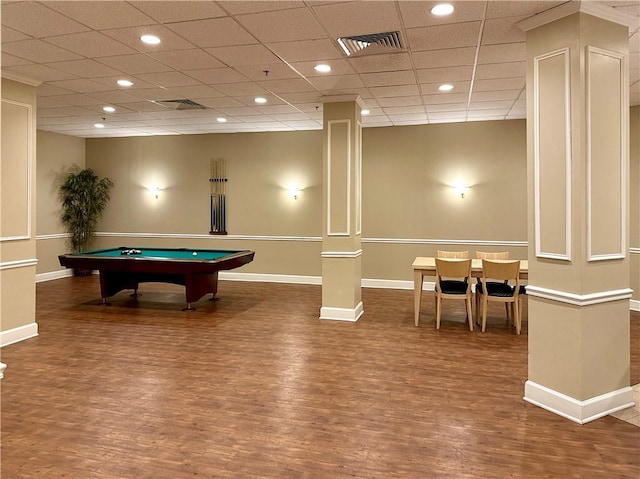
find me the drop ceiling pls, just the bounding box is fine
[1,0,639,138]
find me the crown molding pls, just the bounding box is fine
[518,1,639,32]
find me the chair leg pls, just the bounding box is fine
[481,296,488,332]
[515,298,521,335]
[436,295,442,329]
[466,298,473,331]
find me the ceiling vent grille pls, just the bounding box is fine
[337,31,404,57]
[151,99,206,110]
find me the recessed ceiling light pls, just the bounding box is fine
[94,123,105,129]
[431,3,454,16]
[102,106,116,113]
[254,97,267,104]
[361,109,370,116]
[314,64,331,73]
[117,79,133,87]
[438,84,454,92]
[140,34,161,45]
[216,117,227,123]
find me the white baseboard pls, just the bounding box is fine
[523,380,634,424]
[36,269,73,283]
[320,301,364,322]
[1,323,39,348]
[219,271,321,285]
[631,299,639,312]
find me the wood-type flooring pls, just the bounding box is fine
[1,276,639,479]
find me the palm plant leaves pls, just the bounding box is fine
[59,168,113,252]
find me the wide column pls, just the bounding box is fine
[320,98,363,321]
[520,3,635,423]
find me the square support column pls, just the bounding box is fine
[320,98,363,322]
[519,3,635,423]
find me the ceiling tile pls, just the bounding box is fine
[1,26,33,42]
[383,105,426,115]
[135,71,203,88]
[347,52,413,74]
[46,1,155,30]
[469,100,517,110]
[101,25,198,53]
[478,43,526,64]
[473,77,525,92]
[1,39,83,63]
[407,22,482,51]
[167,85,226,99]
[376,96,424,108]
[417,65,474,83]
[148,49,226,71]
[422,92,470,104]
[131,1,227,23]
[426,103,468,113]
[234,63,299,81]
[211,82,268,97]
[308,74,365,92]
[420,81,471,96]
[369,84,420,98]
[266,39,344,62]
[258,78,317,94]
[311,1,401,37]
[166,17,257,48]
[412,47,477,69]
[46,59,124,78]
[288,59,355,77]
[361,70,417,88]
[4,64,77,82]
[486,1,565,19]
[95,54,173,75]
[481,16,527,45]
[206,44,281,66]
[0,2,90,38]
[399,1,487,29]
[218,1,306,15]
[471,90,523,102]
[475,62,525,80]
[185,68,250,85]
[235,8,326,43]
[1,52,33,67]
[46,32,137,58]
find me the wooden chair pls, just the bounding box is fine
[434,258,473,331]
[436,250,469,259]
[477,259,521,334]
[475,251,509,320]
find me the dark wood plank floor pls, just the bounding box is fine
[1,276,639,479]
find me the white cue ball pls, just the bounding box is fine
[192,252,197,256]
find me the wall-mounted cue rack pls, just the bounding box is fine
[209,158,228,235]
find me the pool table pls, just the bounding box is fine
[59,247,255,310]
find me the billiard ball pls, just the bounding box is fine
[192,252,197,256]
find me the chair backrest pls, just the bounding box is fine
[435,258,472,280]
[476,251,509,260]
[481,259,520,285]
[437,250,469,259]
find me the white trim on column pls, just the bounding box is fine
[526,285,633,306]
[630,300,639,312]
[321,249,363,258]
[0,258,38,270]
[327,119,351,237]
[533,47,572,262]
[355,120,362,236]
[320,301,364,322]
[1,323,38,347]
[524,380,634,424]
[0,99,33,242]
[585,45,627,262]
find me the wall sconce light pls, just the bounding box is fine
[287,185,302,200]
[148,186,162,199]
[453,183,470,198]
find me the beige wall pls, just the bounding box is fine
[631,106,640,302]
[35,130,85,274]
[34,113,638,304]
[1,78,38,340]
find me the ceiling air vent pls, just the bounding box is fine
[151,99,206,110]
[337,31,404,57]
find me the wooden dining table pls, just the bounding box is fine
[412,257,529,326]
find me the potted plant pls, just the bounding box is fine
[59,167,114,265]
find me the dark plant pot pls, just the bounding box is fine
[73,268,93,277]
